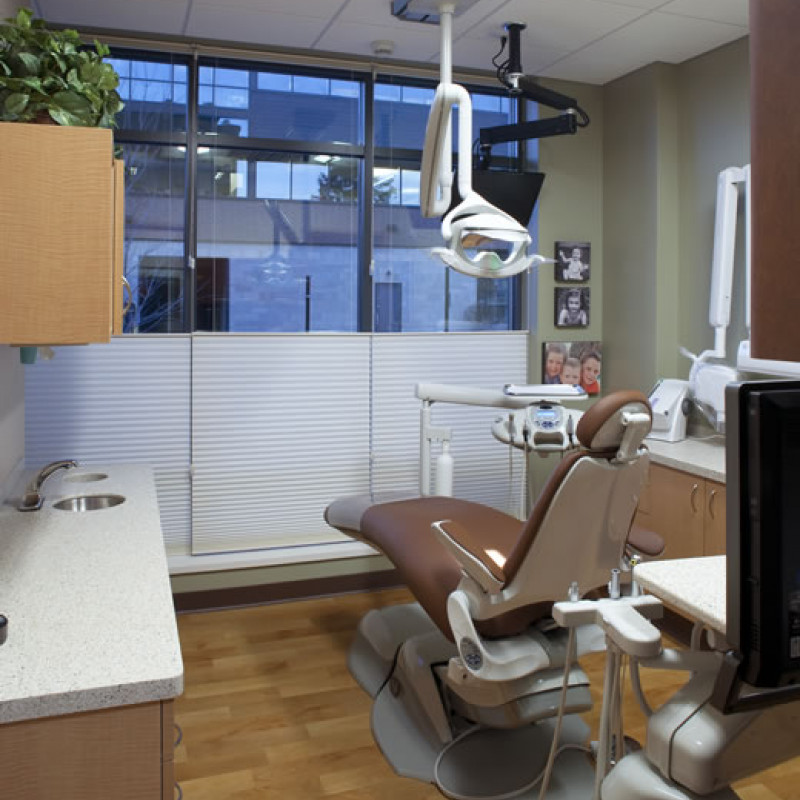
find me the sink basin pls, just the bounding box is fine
[53,494,126,512]
[64,472,108,484]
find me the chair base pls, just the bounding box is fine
[349,602,597,799]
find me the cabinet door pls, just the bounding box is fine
[704,480,727,555]
[0,122,115,345]
[0,702,163,799]
[644,464,705,559]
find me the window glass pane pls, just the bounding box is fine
[118,144,187,334]
[471,90,515,159]
[108,52,188,133]
[199,58,363,144]
[374,80,430,150]
[400,169,420,206]
[402,86,434,105]
[372,156,515,332]
[256,161,291,199]
[196,149,359,332]
[373,167,400,205]
[214,86,249,109]
[257,72,292,92]
[293,76,329,95]
[375,79,515,158]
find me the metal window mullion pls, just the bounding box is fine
[358,70,375,333]
[185,49,199,333]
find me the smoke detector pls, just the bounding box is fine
[371,39,395,57]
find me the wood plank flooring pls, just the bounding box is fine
[174,588,800,799]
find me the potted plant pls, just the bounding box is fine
[0,7,123,127]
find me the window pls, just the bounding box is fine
[110,50,528,334]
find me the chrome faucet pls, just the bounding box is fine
[18,460,78,512]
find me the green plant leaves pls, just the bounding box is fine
[0,7,123,127]
[4,92,29,115]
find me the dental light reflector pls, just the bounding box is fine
[419,2,538,278]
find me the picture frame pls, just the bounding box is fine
[554,240,591,282]
[542,340,603,395]
[554,287,590,328]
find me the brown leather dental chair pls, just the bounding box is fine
[324,390,659,799]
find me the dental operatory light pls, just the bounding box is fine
[406,0,544,278]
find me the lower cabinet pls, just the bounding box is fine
[0,700,174,799]
[635,463,726,558]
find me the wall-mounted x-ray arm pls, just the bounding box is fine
[419,3,547,279]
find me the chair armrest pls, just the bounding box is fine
[432,519,506,594]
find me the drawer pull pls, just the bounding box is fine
[690,483,699,513]
[708,489,717,520]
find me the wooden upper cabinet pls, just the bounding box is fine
[0,122,124,345]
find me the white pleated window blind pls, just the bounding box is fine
[190,335,371,554]
[24,336,191,555]
[24,332,529,565]
[372,332,528,512]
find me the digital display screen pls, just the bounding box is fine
[537,410,557,419]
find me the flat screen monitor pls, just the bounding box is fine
[726,379,800,688]
[447,170,545,228]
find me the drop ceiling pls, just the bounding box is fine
[32,0,748,85]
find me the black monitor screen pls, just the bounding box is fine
[726,380,800,687]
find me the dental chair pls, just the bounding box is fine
[325,390,661,799]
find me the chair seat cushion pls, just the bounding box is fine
[357,496,550,641]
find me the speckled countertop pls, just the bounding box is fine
[0,464,183,724]
[634,556,726,634]
[645,435,726,483]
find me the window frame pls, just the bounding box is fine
[110,46,528,334]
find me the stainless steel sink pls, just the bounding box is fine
[53,494,126,512]
[64,472,108,484]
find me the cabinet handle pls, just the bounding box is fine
[708,489,717,520]
[121,275,134,314]
[690,483,700,513]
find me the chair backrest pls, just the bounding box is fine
[468,390,652,624]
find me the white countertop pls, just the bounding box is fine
[645,435,726,483]
[0,464,183,724]
[634,556,726,634]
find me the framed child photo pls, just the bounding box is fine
[555,287,590,328]
[555,241,590,282]
[542,340,603,395]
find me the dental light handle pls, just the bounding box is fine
[435,439,454,496]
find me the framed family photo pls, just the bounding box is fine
[555,241,590,282]
[542,340,603,395]
[555,287,590,328]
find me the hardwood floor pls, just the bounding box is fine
[174,589,800,799]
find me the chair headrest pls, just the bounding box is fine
[576,390,652,453]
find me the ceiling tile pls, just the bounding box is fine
[463,0,648,52]
[185,7,329,48]
[36,0,189,34]
[659,0,748,27]
[540,10,747,84]
[191,0,345,17]
[586,0,667,9]
[315,18,441,62]
[453,33,568,74]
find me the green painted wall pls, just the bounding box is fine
[601,38,750,394]
[531,79,605,384]
[676,38,751,365]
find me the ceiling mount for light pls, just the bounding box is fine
[391,0,480,24]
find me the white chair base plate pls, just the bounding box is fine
[349,602,596,798]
